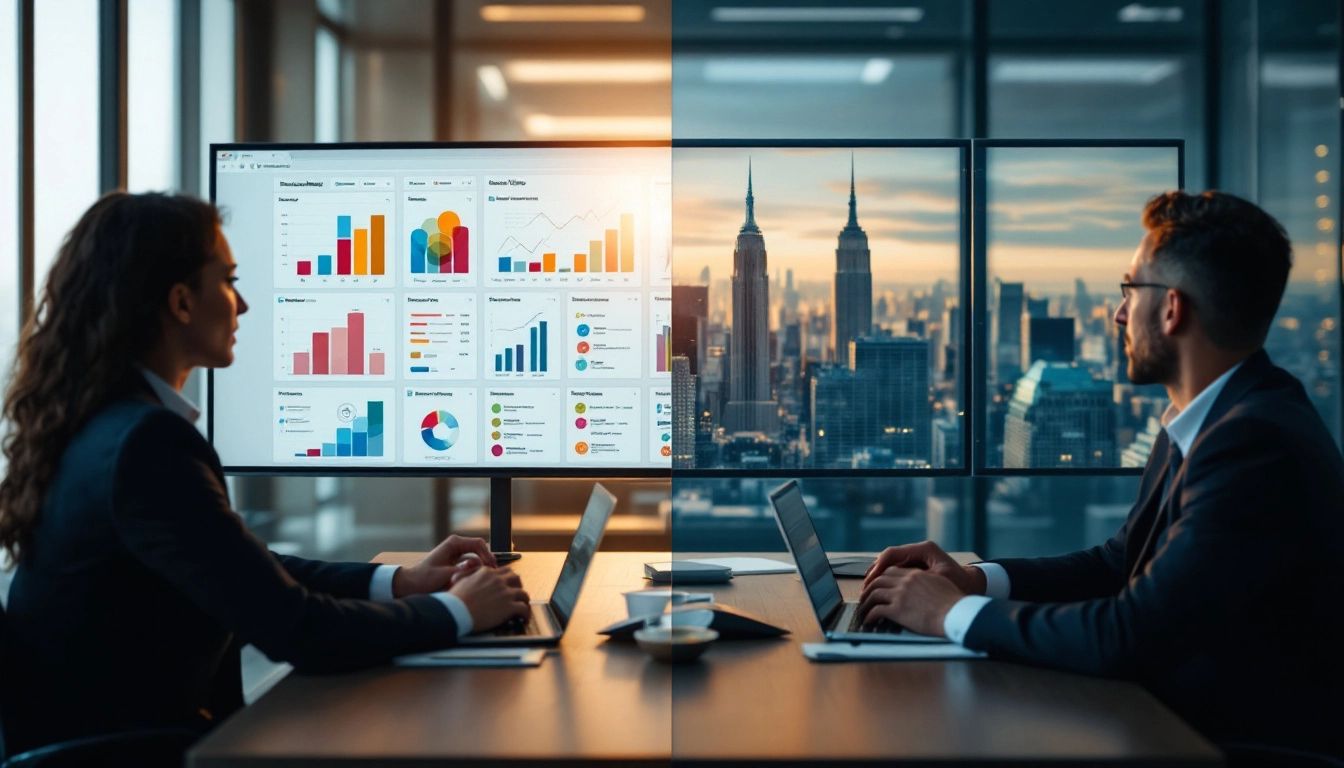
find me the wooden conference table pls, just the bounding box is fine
[188,551,1222,767]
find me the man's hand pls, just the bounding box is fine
[858,567,965,637]
[863,540,986,596]
[393,534,498,598]
[449,566,531,632]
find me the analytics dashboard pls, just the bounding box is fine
[210,144,672,471]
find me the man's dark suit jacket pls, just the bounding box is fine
[0,388,460,754]
[965,350,1344,756]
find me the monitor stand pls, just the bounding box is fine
[490,476,521,563]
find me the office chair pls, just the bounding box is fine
[0,728,200,768]
[0,604,199,768]
[1223,742,1344,768]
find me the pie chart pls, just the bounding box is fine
[420,409,460,451]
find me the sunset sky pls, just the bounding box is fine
[670,145,1181,295]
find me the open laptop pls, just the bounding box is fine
[459,483,617,646]
[768,480,944,643]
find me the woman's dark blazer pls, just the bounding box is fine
[0,387,459,753]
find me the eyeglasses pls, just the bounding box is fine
[1119,282,1171,301]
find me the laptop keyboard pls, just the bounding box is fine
[489,612,541,637]
[845,609,903,635]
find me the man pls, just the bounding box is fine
[860,191,1344,756]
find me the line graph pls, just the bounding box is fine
[484,174,643,285]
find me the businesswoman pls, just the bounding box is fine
[0,192,530,755]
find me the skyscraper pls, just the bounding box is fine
[994,280,1026,384]
[724,161,778,434]
[1004,361,1116,468]
[671,355,696,468]
[832,156,873,366]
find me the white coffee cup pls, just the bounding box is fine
[624,589,694,618]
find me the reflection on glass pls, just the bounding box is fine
[986,146,1180,469]
[671,477,955,554]
[671,146,963,470]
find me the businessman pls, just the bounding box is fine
[860,191,1344,756]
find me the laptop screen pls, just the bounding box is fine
[548,483,617,628]
[769,481,844,627]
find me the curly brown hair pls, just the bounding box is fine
[0,191,221,565]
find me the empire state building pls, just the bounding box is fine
[832,156,873,365]
[724,161,778,434]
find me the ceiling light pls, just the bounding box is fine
[712,6,924,23]
[481,4,645,22]
[504,60,670,83]
[523,114,670,138]
[477,66,509,101]
[860,58,894,84]
[1261,61,1335,88]
[993,60,1178,85]
[1117,4,1184,22]
[704,57,892,84]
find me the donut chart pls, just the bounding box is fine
[420,409,460,451]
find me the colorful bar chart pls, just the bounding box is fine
[295,213,386,277]
[655,322,671,373]
[295,401,385,457]
[291,311,386,376]
[491,211,637,275]
[410,211,470,274]
[493,319,548,373]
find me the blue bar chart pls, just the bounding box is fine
[485,294,559,380]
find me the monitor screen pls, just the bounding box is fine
[210,144,672,471]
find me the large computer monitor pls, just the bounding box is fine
[209,142,672,474]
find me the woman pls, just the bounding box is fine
[0,192,530,754]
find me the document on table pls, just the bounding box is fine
[683,556,796,575]
[802,642,986,662]
[394,648,547,667]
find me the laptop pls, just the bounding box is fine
[768,480,944,643]
[459,483,617,646]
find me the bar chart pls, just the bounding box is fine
[486,294,560,379]
[404,184,476,286]
[272,388,395,462]
[403,294,477,379]
[275,294,394,380]
[274,190,394,288]
[484,174,643,285]
[650,293,672,374]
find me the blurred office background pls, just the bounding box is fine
[0,0,1339,576]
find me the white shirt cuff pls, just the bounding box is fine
[943,595,992,645]
[973,562,1011,599]
[369,564,399,601]
[432,593,474,638]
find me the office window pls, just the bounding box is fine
[988,0,1206,188]
[0,0,18,371]
[671,53,956,139]
[128,0,178,192]
[199,0,235,198]
[672,144,964,471]
[985,475,1143,558]
[33,0,100,290]
[1258,47,1342,446]
[671,476,966,554]
[983,144,1181,470]
[315,24,339,143]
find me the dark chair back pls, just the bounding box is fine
[0,728,198,768]
[1224,742,1344,768]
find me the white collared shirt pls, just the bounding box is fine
[137,369,473,637]
[942,359,1246,645]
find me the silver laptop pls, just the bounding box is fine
[460,483,617,646]
[768,480,943,643]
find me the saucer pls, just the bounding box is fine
[633,625,719,663]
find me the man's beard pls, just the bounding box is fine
[1126,311,1177,385]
